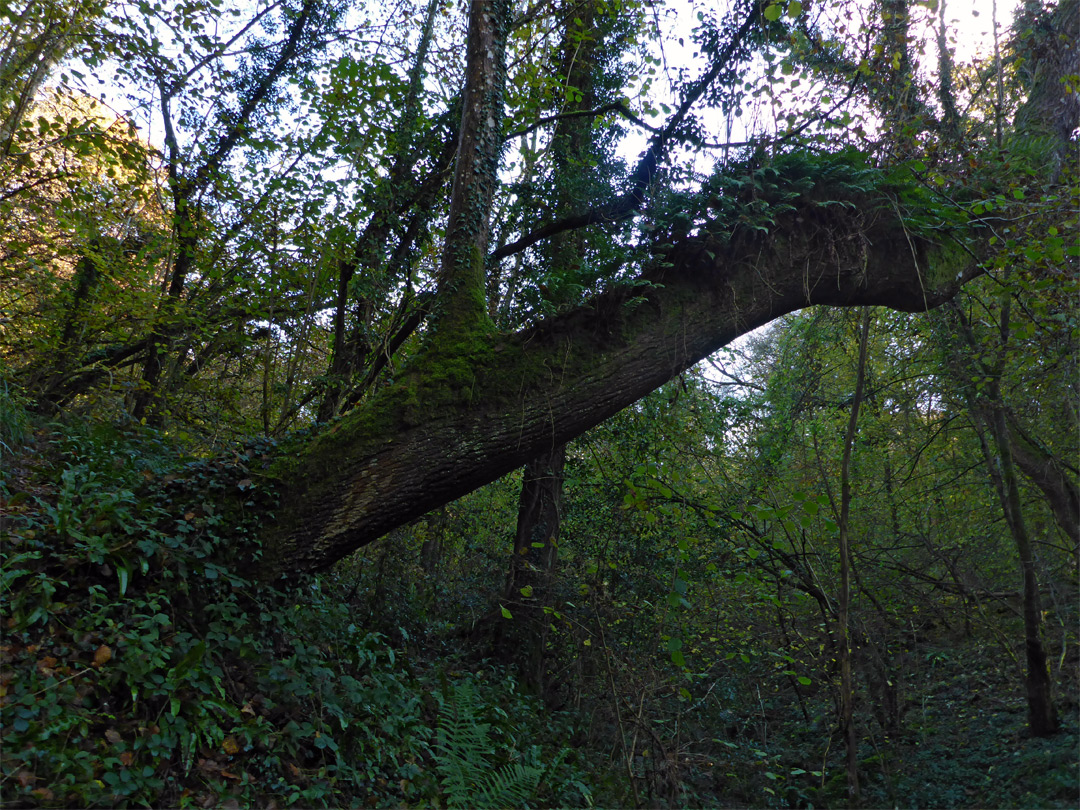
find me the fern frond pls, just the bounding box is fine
[435,680,541,809]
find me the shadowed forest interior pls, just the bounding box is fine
[1,0,1077,807]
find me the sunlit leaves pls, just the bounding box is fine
[763,1,802,23]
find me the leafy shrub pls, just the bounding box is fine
[1,423,595,809]
[0,427,433,807]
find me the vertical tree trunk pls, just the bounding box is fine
[838,308,871,806]
[942,300,1060,737]
[498,0,605,690]
[985,396,1059,736]
[504,444,566,691]
[434,0,509,334]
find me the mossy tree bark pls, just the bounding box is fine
[434,0,509,335]
[255,0,1073,583]
[260,195,975,578]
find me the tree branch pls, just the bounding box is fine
[491,3,761,261]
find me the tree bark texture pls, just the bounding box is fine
[261,197,974,578]
[435,0,509,332]
[502,444,565,691]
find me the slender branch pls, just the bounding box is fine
[491,2,761,262]
[193,0,318,191]
[504,100,664,141]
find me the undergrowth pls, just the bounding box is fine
[2,414,1074,809]
[0,420,588,808]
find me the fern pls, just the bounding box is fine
[435,681,542,809]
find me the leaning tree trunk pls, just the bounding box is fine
[255,1,990,582]
[1004,416,1080,550]
[259,197,974,579]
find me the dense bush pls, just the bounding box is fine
[1,422,590,808]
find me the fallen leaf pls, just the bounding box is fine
[222,735,240,755]
[32,788,54,801]
[93,645,112,668]
[120,751,135,766]
[105,729,122,745]
[15,770,34,787]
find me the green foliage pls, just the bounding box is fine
[435,679,544,809]
[1,421,601,808]
[0,424,429,807]
[0,371,30,454]
[1,0,1077,806]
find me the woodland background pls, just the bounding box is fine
[0,0,1077,807]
